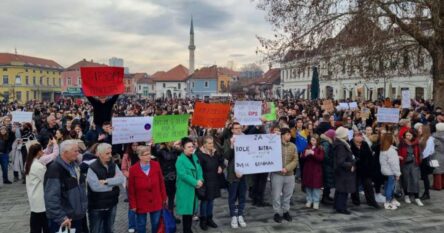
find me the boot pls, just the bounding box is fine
[433,174,442,190]
[207,215,218,228]
[199,216,208,231]
[420,192,430,200]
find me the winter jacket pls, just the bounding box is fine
[302,146,324,189]
[223,137,239,183]
[350,140,375,178]
[380,146,401,176]
[38,124,59,148]
[333,138,356,193]
[320,135,335,189]
[175,153,203,215]
[275,141,298,176]
[87,95,119,128]
[433,131,444,174]
[196,148,224,200]
[398,139,421,166]
[26,159,47,213]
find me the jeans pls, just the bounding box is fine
[228,177,247,217]
[200,199,214,217]
[384,175,396,202]
[305,188,321,203]
[0,153,9,182]
[128,209,137,230]
[30,211,49,233]
[88,205,117,233]
[49,218,86,233]
[136,210,161,233]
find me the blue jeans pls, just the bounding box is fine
[228,177,247,217]
[48,218,85,233]
[385,175,396,202]
[0,153,9,181]
[136,210,161,233]
[128,209,137,230]
[88,205,117,233]
[305,188,321,203]
[200,199,214,217]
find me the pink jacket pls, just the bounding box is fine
[39,144,59,166]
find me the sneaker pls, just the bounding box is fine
[384,203,397,210]
[238,216,247,228]
[193,215,199,221]
[3,180,12,184]
[305,202,312,208]
[391,199,401,207]
[404,196,411,204]
[313,203,320,210]
[231,216,239,229]
[415,199,424,207]
[128,229,135,233]
[375,193,386,203]
[283,212,292,222]
[273,213,282,223]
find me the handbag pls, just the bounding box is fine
[162,208,177,233]
[196,184,207,200]
[429,159,440,168]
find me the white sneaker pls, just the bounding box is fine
[231,216,239,229]
[404,196,411,204]
[238,216,247,227]
[415,199,424,207]
[305,202,312,208]
[375,193,386,203]
[391,199,401,207]
[128,229,135,233]
[384,202,397,210]
[313,202,320,210]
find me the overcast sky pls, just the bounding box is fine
[0,0,273,73]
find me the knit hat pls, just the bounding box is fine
[324,129,336,140]
[437,123,444,132]
[335,126,349,140]
[413,123,423,131]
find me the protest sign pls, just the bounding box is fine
[153,114,190,143]
[112,116,153,144]
[402,90,411,109]
[191,102,230,128]
[262,102,277,121]
[234,101,262,125]
[234,134,282,175]
[322,100,334,113]
[81,67,125,97]
[377,108,399,123]
[361,108,370,120]
[11,111,33,123]
[339,103,349,110]
[349,102,358,110]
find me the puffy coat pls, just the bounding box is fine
[380,146,401,176]
[333,139,356,193]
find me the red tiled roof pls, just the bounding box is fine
[137,77,154,84]
[66,59,107,71]
[151,71,166,79]
[0,53,63,69]
[152,65,189,82]
[263,68,281,83]
[190,65,218,79]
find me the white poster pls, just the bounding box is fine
[402,90,411,109]
[339,103,349,110]
[377,108,400,123]
[11,111,33,123]
[234,134,282,175]
[349,102,358,110]
[112,116,153,144]
[234,101,262,126]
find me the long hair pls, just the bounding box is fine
[24,143,43,176]
[419,125,432,151]
[380,133,394,152]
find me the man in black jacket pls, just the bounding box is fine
[38,115,59,148]
[86,95,119,131]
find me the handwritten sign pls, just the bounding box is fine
[81,67,125,97]
[234,134,282,175]
[191,102,230,128]
[402,90,411,109]
[322,100,334,113]
[11,111,33,123]
[153,114,190,143]
[349,102,358,110]
[339,103,349,110]
[234,101,262,125]
[377,108,399,123]
[361,108,370,120]
[262,102,277,121]
[112,116,153,144]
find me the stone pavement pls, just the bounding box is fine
[2,177,444,233]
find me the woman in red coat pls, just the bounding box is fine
[128,146,167,233]
[302,134,324,210]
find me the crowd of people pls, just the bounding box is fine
[0,96,443,233]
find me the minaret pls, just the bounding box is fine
[188,16,196,74]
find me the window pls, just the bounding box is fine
[192,82,195,88]
[59,79,61,86]
[3,68,7,71]
[16,91,22,101]
[15,76,21,85]
[33,69,35,73]
[152,85,154,90]
[40,77,43,85]
[25,69,28,72]
[178,83,181,89]
[3,75,8,84]
[40,70,42,74]
[25,76,29,85]
[139,85,141,91]
[26,91,29,101]
[33,77,36,85]
[47,77,49,86]
[204,81,209,88]
[53,78,55,86]
[78,78,81,86]
[163,83,166,88]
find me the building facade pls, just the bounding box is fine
[187,65,218,98]
[136,77,155,98]
[152,65,189,99]
[0,53,63,102]
[61,59,107,97]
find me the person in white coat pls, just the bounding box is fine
[379,133,401,210]
[25,138,59,233]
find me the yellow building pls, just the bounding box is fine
[0,53,63,103]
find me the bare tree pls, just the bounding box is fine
[256,0,444,107]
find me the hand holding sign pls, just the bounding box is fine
[81,67,125,97]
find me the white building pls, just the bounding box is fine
[136,76,155,99]
[151,65,189,99]
[280,18,433,101]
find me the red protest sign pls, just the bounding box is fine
[81,67,125,96]
[192,102,230,128]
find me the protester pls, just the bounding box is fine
[432,123,444,190]
[86,95,119,130]
[379,133,401,210]
[121,142,140,232]
[302,134,324,210]
[320,129,335,204]
[87,143,125,233]
[0,125,13,184]
[128,145,167,233]
[417,124,434,199]
[176,137,204,233]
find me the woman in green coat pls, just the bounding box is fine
[176,137,204,233]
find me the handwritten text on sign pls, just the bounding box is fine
[153,114,190,143]
[11,111,33,123]
[234,101,262,126]
[234,134,282,175]
[192,102,230,128]
[112,116,153,144]
[81,67,125,97]
[377,108,400,123]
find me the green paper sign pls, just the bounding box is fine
[262,102,277,121]
[153,114,190,143]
